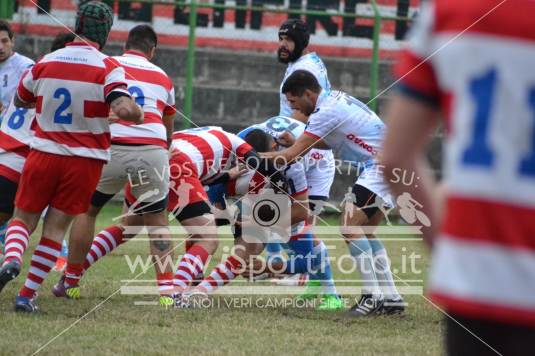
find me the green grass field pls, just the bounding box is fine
[0,203,443,355]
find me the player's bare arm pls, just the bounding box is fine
[110,92,143,124]
[260,132,326,163]
[289,191,309,225]
[163,113,175,148]
[381,95,441,244]
[14,94,35,109]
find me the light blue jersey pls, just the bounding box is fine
[304,90,385,166]
[280,52,330,117]
[238,115,305,140]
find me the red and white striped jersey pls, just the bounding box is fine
[0,98,35,182]
[170,126,253,183]
[110,51,175,148]
[395,0,535,326]
[17,42,130,161]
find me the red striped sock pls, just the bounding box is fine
[83,225,124,272]
[197,256,243,294]
[3,220,30,266]
[173,244,209,291]
[64,263,84,288]
[19,237,61,298]
[157,272,174,296]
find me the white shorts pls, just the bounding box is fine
[0,149,26,183]
[355,162,395,208]
[96,145,169,203]
[304,149,335,214]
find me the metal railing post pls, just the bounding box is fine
[0,0,15,20]
[183,0,198,128]
[369,0,381,113]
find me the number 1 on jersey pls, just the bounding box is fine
[462,69,496,167]
[463,68,535,177]
[519,88,535,176]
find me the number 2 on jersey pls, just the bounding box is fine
[53,88,72,124]
[128,86,145,107]
[463,68,535,177]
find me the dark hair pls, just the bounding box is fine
[125,25,157,55]
[243,129,274,153]
[0,20,14,40]
[50,32,76,52]
[281,70,321,96]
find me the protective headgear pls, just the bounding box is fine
[75,1,114,49]
[278,19,310,63]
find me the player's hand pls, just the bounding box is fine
[108,110,120,124]
[276,131,295,147]
[228,164,248,181]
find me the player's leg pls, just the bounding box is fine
[284,233,342,310]
[195,230,263,297]
[125,146,174,305]
[0,208,41,295]
[310,238,342,310]
[342,184,384,316]
[79,202,144,282]
[143,207,174,305]
[170,175,218,292]
[16,153,104,310]
[16,207,74,310]
[63,148,126,291]
[357,171,405,314]
[0,174,18,263]
[296,197,328,301]
[0,150,56,295]
[366,229,404,314]
[53,239,68,272]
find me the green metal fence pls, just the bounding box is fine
[0,0,15,20]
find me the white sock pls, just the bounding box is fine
[348,238,382,298]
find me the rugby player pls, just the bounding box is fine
[262,70,404,316]
[382,0,535,353]
[0,1,142,313]
[52,25,176,305]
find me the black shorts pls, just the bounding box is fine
[309,195,327,215]
[121,192,169,215]
[171,200,212,221]
[0,176,18,215]
[446,314,535,356]
[352,184,379,219]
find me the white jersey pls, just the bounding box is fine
[110,51,175,148]
[0,52,34,116]
[304,90,385,166]
[280,52,330,117]
[239,116,335,198]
